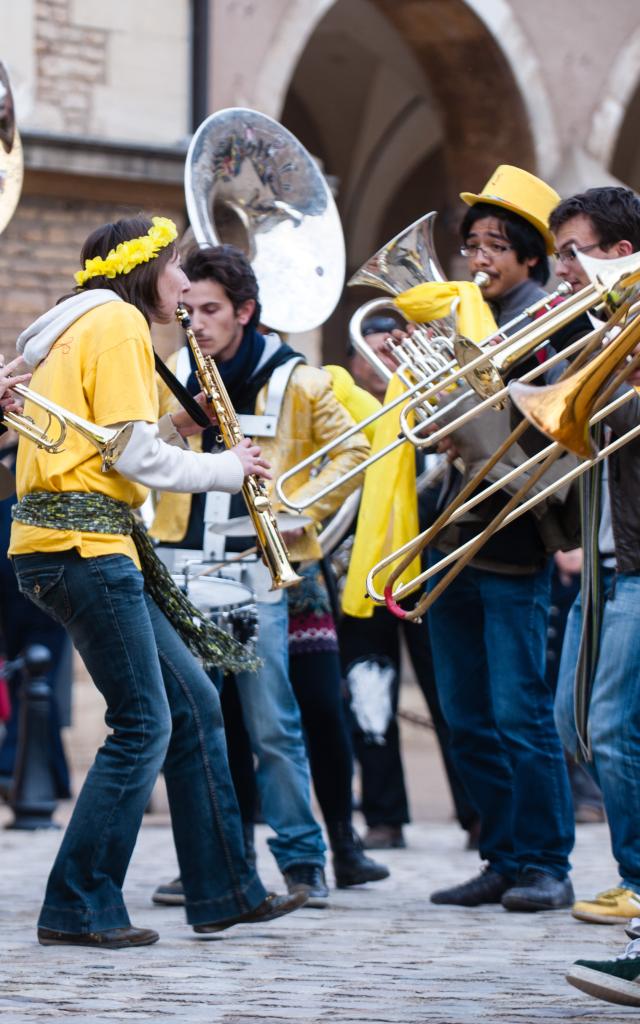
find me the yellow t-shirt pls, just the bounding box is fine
[9,301,159,567]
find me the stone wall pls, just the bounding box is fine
[34,0,108,136]
[2,0,191,144]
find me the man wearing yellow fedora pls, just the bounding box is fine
[428,165,576,912]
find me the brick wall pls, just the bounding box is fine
[0,195,186,360]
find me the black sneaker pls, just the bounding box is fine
[567,934,640,1007]
[283,864,329,909]
[430,867,512,906]
[501,869,574,912]
[152,877,185,906]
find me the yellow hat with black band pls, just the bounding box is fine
[460,165,560,255]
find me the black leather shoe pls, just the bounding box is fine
[37,926,159,949]
[431,867,513,906]
[501,869,574,912]
[283,864,329,908]
[328,822,390,888]
[193,891,307,933]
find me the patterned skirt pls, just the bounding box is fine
[287,561,338,656]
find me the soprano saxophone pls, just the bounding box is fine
[176,305,302,590]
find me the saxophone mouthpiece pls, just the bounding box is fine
[176,305,191,328]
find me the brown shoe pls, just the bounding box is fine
[362,824,406,850]
[193,891,307,934]
[37,926,159,949]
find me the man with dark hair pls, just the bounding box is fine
[151,244,387,906]
[426,166,576,912]
[550,186,640,926]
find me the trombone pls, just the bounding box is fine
[398,245,640,446]
[4,383,133,471]
[275,214,576,513]
[367,297,640,621]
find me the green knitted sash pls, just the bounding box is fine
[12,491,259,673]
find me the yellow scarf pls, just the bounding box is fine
[395,280,497,340]
[341,281,497,618]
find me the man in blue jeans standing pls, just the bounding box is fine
[427,166,577,911]
[151,244,371,906]
[551,186,640,925]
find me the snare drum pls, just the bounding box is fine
[172,570,259,647]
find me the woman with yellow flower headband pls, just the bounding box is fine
[8,214,306,949]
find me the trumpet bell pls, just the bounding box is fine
[13,384,134,470]
[508,378,596,459]
[185,107,345,334]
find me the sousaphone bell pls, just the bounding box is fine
[185,107,346,334]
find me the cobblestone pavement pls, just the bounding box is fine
[0,812,634,1024]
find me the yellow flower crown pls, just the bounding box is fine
[74,216,178,287]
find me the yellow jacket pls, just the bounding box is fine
[151,350,370,561]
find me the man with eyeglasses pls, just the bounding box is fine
[547,188,640,933]
[427,166,577,913]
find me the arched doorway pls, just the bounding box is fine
[280,0,536,362]
[611,79,640,190]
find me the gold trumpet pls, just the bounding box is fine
[367,298,640,620]
[4,383,133,471]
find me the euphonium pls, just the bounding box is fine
[175,305,301,590]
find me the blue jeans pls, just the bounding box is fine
[13,551,266,933]
[235,596,325,871]
[427,552,574,880]
[555,570,640,891]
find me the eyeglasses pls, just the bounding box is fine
[553,242,602,264]
[460,242,513,259]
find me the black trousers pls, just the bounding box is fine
[220,647,353,827]
[339,606,477,830]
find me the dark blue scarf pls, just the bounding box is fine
[185,324,302,449]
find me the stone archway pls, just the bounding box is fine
[277,0,538,361]
[588,23,640,184]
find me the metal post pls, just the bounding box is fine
[6,644,59,830]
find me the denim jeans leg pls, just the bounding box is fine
[14,552,173,934]
[554,589,583,757]
[147,596,267,925]
[588,574,640,892]
[426,553,518,879]
[235,596,326,871]
[481,565,574,879]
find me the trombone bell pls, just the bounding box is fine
[510,304,640,460]
[508,378,595,460]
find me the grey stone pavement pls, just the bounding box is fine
[0,675,634,1023]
